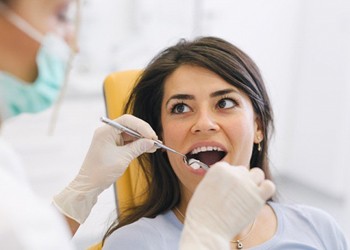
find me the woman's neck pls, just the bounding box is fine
[173,185,193,223]
[231,204,277,249]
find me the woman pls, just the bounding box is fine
[102,37,348,249]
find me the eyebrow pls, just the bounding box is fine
[165,94,194,106]
[165,88,238,106]
[210,88,238,98]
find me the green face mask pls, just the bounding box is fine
[0,3,71,120]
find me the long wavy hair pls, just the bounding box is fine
[102,36,274,244]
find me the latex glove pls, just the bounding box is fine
[180,162,276,250]
[53,114,158,224]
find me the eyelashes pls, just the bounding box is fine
[169,96,238,114]
[216,97,237,109]
[170,101,190,114]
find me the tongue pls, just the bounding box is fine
[196,151,224,166]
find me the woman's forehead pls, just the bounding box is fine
[163,65,240,95]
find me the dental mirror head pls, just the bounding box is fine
[183,156,209,171]
[188,158,201,170]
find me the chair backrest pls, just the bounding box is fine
[88,70,147,250]
[103,69,148,215]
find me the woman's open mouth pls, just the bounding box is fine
[185,146,227,167]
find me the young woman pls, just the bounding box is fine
[101,37,348,249]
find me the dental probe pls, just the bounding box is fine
[100,117,209,171]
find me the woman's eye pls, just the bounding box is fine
[171,103,190,114]
[217,98,236,109]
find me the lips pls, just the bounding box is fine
[186,145,227,167]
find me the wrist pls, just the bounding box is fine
[52,184,101,224]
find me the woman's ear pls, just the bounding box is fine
[254,116,263,143]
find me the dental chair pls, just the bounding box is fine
[103,69,148,214]
[88,69,147,250]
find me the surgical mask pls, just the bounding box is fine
[0,3,72,120]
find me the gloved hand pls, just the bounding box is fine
[180,162,276,250]
[53,114,158,224]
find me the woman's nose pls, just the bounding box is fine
[190,110,220,134]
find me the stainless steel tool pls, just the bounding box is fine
[100,116,209,171]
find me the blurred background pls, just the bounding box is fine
[2,0,350,248]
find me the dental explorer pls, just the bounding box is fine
[100,116,209,171]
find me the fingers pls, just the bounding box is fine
[116,114,158,140]
[258,180,276,201]
[248,168,276,200]
[247,168,275,199]
[211,162,276,201]
[248,167,264,185]
[121,138,157,159]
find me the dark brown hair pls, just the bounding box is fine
[103,36,274,243]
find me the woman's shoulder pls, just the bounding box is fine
[269,201,348,249]
[271,201,339,224]
[103,210,182,250]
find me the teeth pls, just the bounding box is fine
[191,146,224,155]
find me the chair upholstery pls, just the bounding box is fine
[103,69,149,214]
[88,70,147,250]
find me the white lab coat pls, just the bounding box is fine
[0,137,75,250]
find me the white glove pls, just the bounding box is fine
[180,162,276,250]
[53,114,158,224]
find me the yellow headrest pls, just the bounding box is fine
[103,70,148,215]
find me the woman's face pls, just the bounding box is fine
[161,65,263,195]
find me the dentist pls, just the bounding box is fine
[0,0,157,248]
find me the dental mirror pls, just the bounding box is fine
[100,117,209,171]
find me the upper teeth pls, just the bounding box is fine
[191,146,224,155]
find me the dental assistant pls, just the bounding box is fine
[0,1,275,249]
[0,0,155,248]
